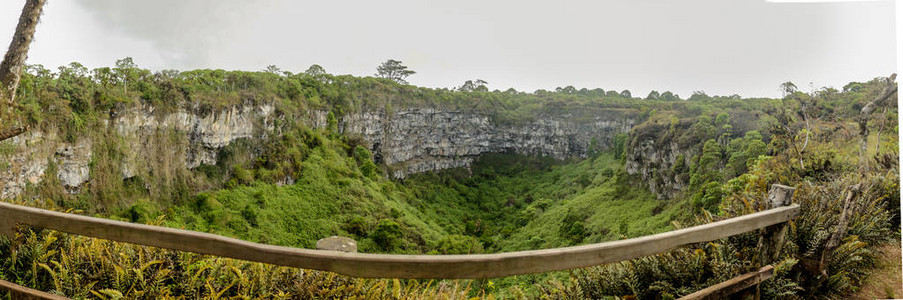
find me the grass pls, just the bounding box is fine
[853,241,903,299]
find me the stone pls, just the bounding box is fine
[316,236,358,253]
[56,140,92,193]
[767,184,796,208]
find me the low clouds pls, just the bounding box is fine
[73,0,273,68]
[0,0,895,97]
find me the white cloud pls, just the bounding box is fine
[0,0,895,98]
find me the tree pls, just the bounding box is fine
[304,64,326,77]
[659,91,680,101]
[1,0,44,104]
[690,139,723,191]
[114,57,140,93]
[25,63,50,93]
[587,88,605,97]
[156,69,181,80]
[0,0,46,142]
[458,79,488,92]
[858,74,897,170]
[620,90,632,98]
[372,219,403,251]
[766,90,825,169]
[57,62,93,113]
[688,90,711,101]
[843,82,863,93]
[556,85,577,94]
[725,130,766,176]
[645,90,660,100]
[375,59,415,84]
[780,81,798,98]
[714,112,730,126]
[560,210,589,244]
[93,67,115,88]
[264,65,282,75]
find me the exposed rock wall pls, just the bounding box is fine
[0,130,83,198]
[624,124,694,199]
[1,104,275,198]
[1,104,638,198]
[310,108,638,178]
[112,103,276,170]
[623,117,751,200]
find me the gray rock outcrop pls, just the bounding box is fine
[1,103,638,198]
[311,108,637,178]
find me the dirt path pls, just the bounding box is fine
[854,241,903,299]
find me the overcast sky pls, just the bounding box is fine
[0,0,896,98]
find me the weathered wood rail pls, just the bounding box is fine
[0,202,799,279]
[0,279,67,300]
[679,266,775,300]
[0,184,798,298]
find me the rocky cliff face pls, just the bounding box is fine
[623,118,743,200]
[0,131,93,198]
[624,127,694,200]
[312,108,637,178]
[1,104,276,199]
[1,104,638,198]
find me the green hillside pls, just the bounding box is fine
[0,61,898,299]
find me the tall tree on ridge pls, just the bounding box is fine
[375,59,415,84]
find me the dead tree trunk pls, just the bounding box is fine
[0,0,46,142]
[858,74,898,171]
[0,125,27,141]
[0,0,45,104]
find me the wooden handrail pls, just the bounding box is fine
[0,279,69,300]
[678,265,775,300]
[0,202,799,279]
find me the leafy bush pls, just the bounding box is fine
[372,219,403,251]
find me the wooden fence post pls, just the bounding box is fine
[756,184,796,266]
[737,184,795,299]
[0,209,15,239]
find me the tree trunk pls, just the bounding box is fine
[0,0,46,105]
[858,75,897,171]
[0,125,27,141]
[0,0,46,143]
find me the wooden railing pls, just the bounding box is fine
[0,185,798,297]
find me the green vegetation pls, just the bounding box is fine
[0,59,898,298]
[564,134,899,299]
[406,153,680,252]
[570,77,900,299]
[134,139,674,255]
